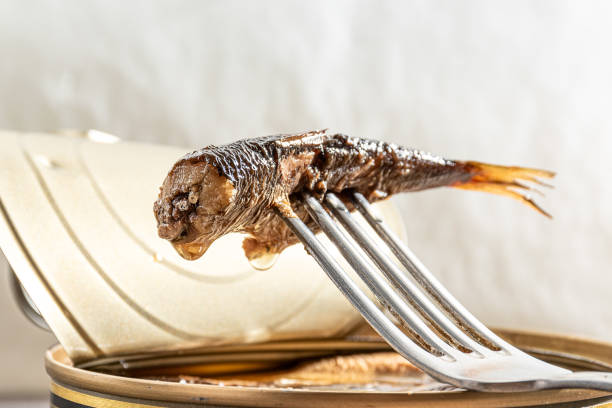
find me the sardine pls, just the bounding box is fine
[154,130,554,262]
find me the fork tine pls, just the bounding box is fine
[278,195,612,393]
[277,209,461,381]
[301,193,459,358]
[350,191,506,351]
[324,193,493,356]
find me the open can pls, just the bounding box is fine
[2,131,612,407]
[44,328,612,407]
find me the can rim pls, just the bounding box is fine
[45,328,612,407]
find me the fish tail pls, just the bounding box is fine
[452,161,556,217]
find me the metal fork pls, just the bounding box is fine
[278,191,612,392]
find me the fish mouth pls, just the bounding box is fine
[157,219,187,241]
[157,215,215,260]
[158,222,211,261]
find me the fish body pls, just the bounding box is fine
[154,130,553,261]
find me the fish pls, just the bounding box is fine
[153,130,554,262]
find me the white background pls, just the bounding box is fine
[1,0,611,396]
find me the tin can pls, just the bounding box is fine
[46,329,612,408]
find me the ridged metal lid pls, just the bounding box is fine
[0,130,405,364]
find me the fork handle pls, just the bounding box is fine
[542,372,612,392]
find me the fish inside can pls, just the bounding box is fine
[45,329,612,408]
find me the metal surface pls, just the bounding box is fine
[8,266,50,331]
[280,191,612,392]
[45,330,612,407]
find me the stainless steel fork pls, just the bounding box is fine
[278,191,612,392]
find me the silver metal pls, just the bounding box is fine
[279,192,612,392]
[9,267,50,331]
[351,192,503,350]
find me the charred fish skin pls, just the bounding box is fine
[154,130,554,261]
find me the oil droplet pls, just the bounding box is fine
[153,252,164,262]
[248,252,279,271]
[173,242,207,260]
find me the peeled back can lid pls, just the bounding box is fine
[0,129,406,364]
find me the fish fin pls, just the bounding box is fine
[453,161,555,218]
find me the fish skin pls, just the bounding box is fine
[154,130,554,261]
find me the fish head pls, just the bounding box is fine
[154,159,236,260]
